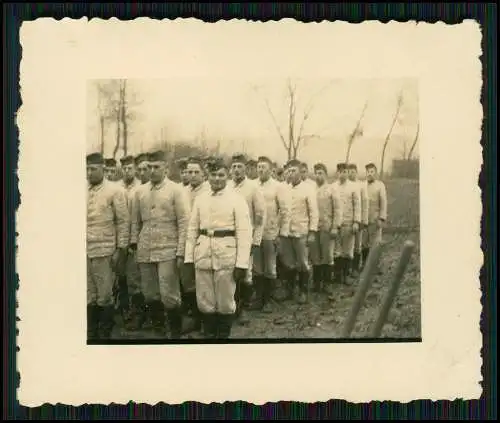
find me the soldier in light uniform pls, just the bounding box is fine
[117,155,144,330]
[135,153,151,185]
[178,157,191,189]
[363,163,388,268]
[252,156,291,311]
[246,159,258,180]
[130,150,190,338]
[299,162,317,193]
[332,163,361,285]
[275,167,285,183]
[86,153,129,340]
[229,154,267,318]
[184,158,252,339]
[104,158,118,181]
[347,163,369,275]
[279,159,319,304]
[309,163,343,293]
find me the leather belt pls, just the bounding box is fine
[199,229,236,238]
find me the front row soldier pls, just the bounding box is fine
[279,159,319,304]
[363,163,388,270]
[135,153,151,185]
[347,163,369,275]
[332,163,361,285]
[178,158,191,188]
[184,158,252,339]
[104,158,118,181]
[129,150,190,338]
[253,156,291,311]
[310,163,343,293]
[86,153,129,340]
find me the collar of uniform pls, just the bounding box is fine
[122,178,139,189]
[233,177,247,188]
[191,181,205,192]
[211,186,227,196]
[88,180,105,192]
[291,180,303,188]
[259,177,272,186]
[150,178,167,191]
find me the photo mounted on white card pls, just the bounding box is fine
[17,18,483,405]
[85,76,422,343]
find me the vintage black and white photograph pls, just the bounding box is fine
[86,77,421,342]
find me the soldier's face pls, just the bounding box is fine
[300,167,308,180]
[366,167,377,182]
[315,169,326,184]
[288,166,301,184]
[247,165,258,179]
[137,162,151,184]
[122,164,136,183]
[338,169,348,182]
[149,161,167,184]
[180,169,191,185]
[104,167,116,180]
[348,169,358,181]
[257,161,271,180]
[231,162,246,181]
[187,163,204,187]
[87,164,104,185]
[209,168,228,192]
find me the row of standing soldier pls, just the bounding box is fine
[86,151,388,341]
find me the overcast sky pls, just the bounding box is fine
[86,77,419,170]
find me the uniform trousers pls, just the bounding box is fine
[279,236,310,272]
[195,268,237,315]
[363,223,383,249]
[87,255,115,307]
[125,251,141,296]
[309,231,336,266]
[253,240,278,279]
[139,260,182,310]
[335,224,356,259]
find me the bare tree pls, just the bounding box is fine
[407,120,419,161]
[252,79,330,160]
[345,100,368,163]
[380,91,404,178]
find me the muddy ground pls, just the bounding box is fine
[110,230,421,341]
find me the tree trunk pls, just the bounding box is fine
[380,92,403,178]
[113,115,120,159]
[345,143,353,163]
[99,116,105,155]
[121,81,128,156]
[407,121,419,160]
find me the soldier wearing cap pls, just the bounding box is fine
[246,159,258,180]
[116,155,144,329]
[229,153,267,319]
[363,163,388,270]
[104,158,118,181]
[279,159,319,304]
[347,163,369,275]
[275,167,285,183]
[129,150,190,338]
[177,158,191,188]
[135,153,151,185]
[332,163,361,285]
[86,153,130,340]
[252,156,292,310]
[184,158,252,339]
[299,162,317,193]
[309,163,343,293]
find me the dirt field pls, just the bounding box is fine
[109,178,421,341]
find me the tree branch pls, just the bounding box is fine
[407,120,419,160]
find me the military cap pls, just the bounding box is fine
[285,159,301,169]
[365,162,377,170]
[231,153,248,164]
[120,155,135,166]
[276,168,284,177]
[135,153,149,165]
[257,156,273,164]
[347,163,357,170]
[86,152,104,165]
[104,158,117,167]
[176,157,189,171]
[148,150,166,162]
[299,162,308,169]
[187,156,204,167]
[337,163,348,172]
[246,159,257,167]
[206,157,229,172]
[313,162,328,173]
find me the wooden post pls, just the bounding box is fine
[340,241,384,338]
[369,240,415,338]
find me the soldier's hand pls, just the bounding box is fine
[114,248,128,276]
[176,256,184,270]
[251,244,260,257]
[376,219,385,229]
[129,243,137,252]
[307,231,316,245]
[330,228,339,239]
[233,267,247,284]
[352,223,360,233]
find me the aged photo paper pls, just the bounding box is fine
[17,18,483,405]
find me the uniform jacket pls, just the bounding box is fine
[366,179,388,223]
[120,178,141,215]
[130,178,190,263]
[316,182,344,232]
[353,180,369,225]
[189,180,210,208]
[230,177,267,246]
[332,180,361,225]
[87,179,130,258]
[184,186,253,270]
[256,177,291,240]
[287,180,319,237]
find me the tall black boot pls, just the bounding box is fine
[126,293,146,331]
[351,253,360,275]
[151,300,167,337]
[247,276,264,311]
[324,265,335,294]
[167,307,183,339]
[333,259,342,284]
[312,265,322,292]
[216,313,235,340]
[118,275,130,321]
[201,313,217,339]
[99,305,116,339]
[361,248,370,269]
[342,257,351,285]
[261,278,275,312]
[285,268,297,300]
[297,271,309,304]
[87,304,100,341]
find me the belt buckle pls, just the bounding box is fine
[207,229,215,237]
